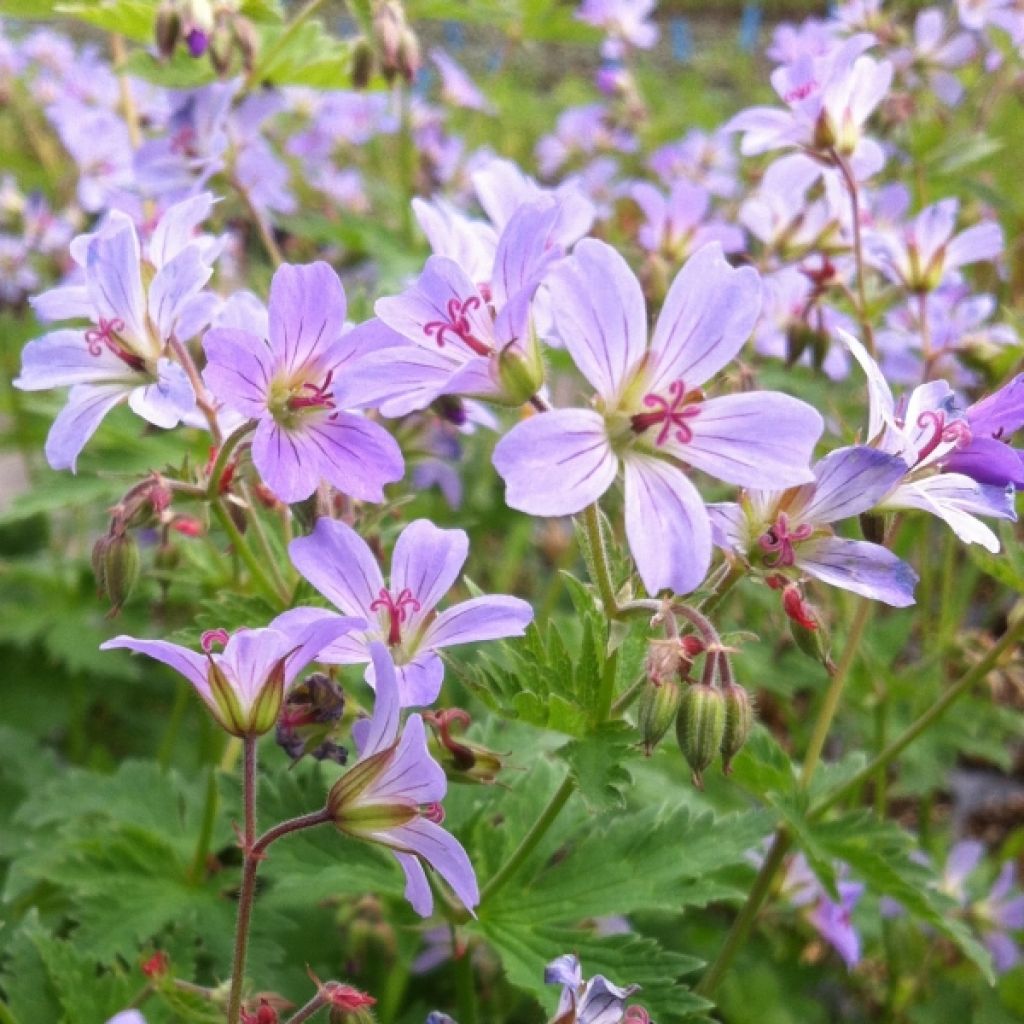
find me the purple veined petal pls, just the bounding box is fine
[623,455,711,595]
[796,536,918,607]
[268,262,348,376]
[148,192,216,269]
[376,256,494,359]
[576,976,638,1024]
[394,850,434,917]
[369,713,446,805]
[218,628,293,708]
[387,817,479,914]
[838,329,900,447]
[492,407,617,517]
[128,358,195,429]
[802,446,911,524]
[15,329,135,389]
[305,411,405,503]
[808,892,862,969]
[707,501,747,552]
[945,221,1003,272]
[411,196,496,281]
[422,595,534,650]
[668,391,821,489]
[725,106,798,155]
[202,327,274,419]
[100,635,210,702]
[471,156,542,230]
[45,383,127,472]
[943,438,1024,488]
[175,291,219,343]
[544,953,583,990]
[30,283,92,322]
[490,199,570,309]
[270,610,372,670]
[365,652,444,707]
[984,932,1020,974]
[945,840,985,894]
[84,213,150,355]
[280,614,367,687]
[251,415,324,503]
[646,243,762,394]
[547,238,647,401]
[290,517,385,620]
[390,519,468,621]
[147,245,213,343]
[440,356,502,402]
[966,374,1024,438]
[355,642,403,758]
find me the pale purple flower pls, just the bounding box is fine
[576,0,659,51]
[630,180,744,260]
[842,330,1016,551]
[431,48,494,113]
[277,517,532,706]
[781,853,864,969]
[866,198,1003,292]
[710,445,918,606]
[766,18,838,64]
[943,375,1024,488]
[728,34,892,178]
[101,617,361,737]
[201,261,404,503]
[105,1013,147,1024]
[537,105,637,177]
[15,198,219,470]
[647,128,739,198]
[957,0,1024,42]
[493,241,823,596]
[892,8,976,106]
[327,643,479,917]
[977,861,1024,972]
[545,953,647,1024]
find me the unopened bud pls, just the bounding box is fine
[859,511,886,545]
[241,998,280,1024]
[155,1,182,58]
[720,683,754,774]
[209,22,234,75]
[638,678,682,756]
[496,337,545,407]
[646,636,701,685]
[396,26,421,82]
[94,532,141,615]
[351,38,375,89]
[373,1,404,79]
[233,16,259,74]
[675,683,725,788]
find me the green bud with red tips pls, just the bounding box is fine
[720,683,754,774]
[676,683,725,788]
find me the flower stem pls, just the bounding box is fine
[226,736,259,1024]
[282,993,328,1024]
[480,774,575,905]
[229,169,284,267]
[207,422,256,500]
[252,807,333,857]
[581,502,620,617]
[454,941,479,1024]
[187,766,219,885]
[833,150,876,356]
[213,498,289,607]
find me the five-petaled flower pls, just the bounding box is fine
[202,260,404,503]
[493,241,823,595]
[327,643,479,917]
[275,517,533,706]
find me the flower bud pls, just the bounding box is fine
[155,1,182,58]
[675,683,725,788]
[373,1,405,80]
[185,25,209,57]
[233,16,259,74]
[720,683,754,774]
[275,672,348,764]
[788,602,832,669]
[209,21,234,75]
[496,336,545,407]
[396,26,421,82]
[859,511,886,545]
[94,532,141,615]
[638,678,682,756]
[425,709,504,784]
[351,37,375,89]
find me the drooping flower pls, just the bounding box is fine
[16,197,217,470]
[101,616,363,737]
[201,261,404,503]
[326,643,479,917]
[544,953,649,1024]
[275,517,532,706]
[710,445,918,606]
[842,330,1016,551]
[493,241,823,595]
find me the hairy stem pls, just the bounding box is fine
[226,737,259,1024]
[213,498,288,606]
[283,993,328,1024]
[833,151,876,356]
[581,502,620,617]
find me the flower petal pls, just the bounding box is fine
[84,213,149,354]
[45,383,127,472]
[423,596,534,649]
[492,408,617,516]
[148,245,212,342]
[15,330,135,390]
[128,358,195,429]
[355,642,402,757]
[796,536,918,607]
[390,519,468,620]
[202,327,274,419]
[306,411,405,503]
[388,818,479,915]
[623,455,711,595]
[802,446,910,524]
[394,850,434,917]
[268,261,348,375]
[100,635,210,702]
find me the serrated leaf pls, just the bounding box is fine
[557,722,634,810]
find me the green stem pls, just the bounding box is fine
[833,150,876,356]
[698,562,744,616]
[207,423,256,500]
[226,737,259,1024]
[480,774,575,904]
[240,482,291,598]
[187,767,219,885]
[156,680,190,770]
[581,502,619,617]
[454,941,479,1024]
[800,597,872,785]
[213,499,288,606]
[813,612,1024,816]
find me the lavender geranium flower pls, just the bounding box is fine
[630,180,744,261]
[15,197,217,471]
[101,616,362,737]
[710,445,918,606]
[842,330,1016,551]
[431,48,494,113]
[277,517,532,706]
[493,241,823,596]
[943,374,1024,488]
[544,953,649,1023]
[976,860,1024,972]
[327,643,479,917]
[201,261,404,503]
[781,853,864,969]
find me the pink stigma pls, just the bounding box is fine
[758,512,813,568]
[85,317,146,372]
[287,369,337,417]
[369,586,422,646]
[915,409,972,463]
[423,296,491,357]
[422,802,445,824]
[784,79,818,104]
[630,379,702,446]
[201,628,230,653]
[625,1010,651,1024]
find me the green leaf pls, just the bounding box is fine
[254,19,354,88]
[55,0,156,42]
[557,722,634,810]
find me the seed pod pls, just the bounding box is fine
[720,683,754,774]
[98,532,141,615]
[675,683,725,788]
[637,679,682,756]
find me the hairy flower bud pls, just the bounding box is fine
[676,683,725,788]
[496,335,545,407]
[93,532,141,615]
[638,678,682,756]
[720,682,754,774]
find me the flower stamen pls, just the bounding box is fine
[758,512,813,568]
[631,379,702,445]
[369,587,422,645]
[423,296,491,357]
